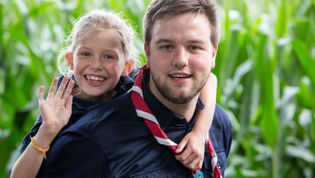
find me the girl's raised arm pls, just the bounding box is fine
[10,76,74,178]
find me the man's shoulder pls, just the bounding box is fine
[212,104,232,130]
[208,104,233,176]
[210,104,233,149]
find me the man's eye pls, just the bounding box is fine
[161,45,174,51]
[190,45,200,51]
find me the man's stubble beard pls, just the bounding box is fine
[150,70,210,104]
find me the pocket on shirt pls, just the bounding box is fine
[202,148,227,177]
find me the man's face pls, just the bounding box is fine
[145,12,217,105]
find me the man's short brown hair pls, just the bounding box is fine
[143,0,219,46]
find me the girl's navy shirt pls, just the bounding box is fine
[19,74,135,153]
[31,71,232,178]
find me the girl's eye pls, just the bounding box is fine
[103,54,115,60]
[79,51,91,56]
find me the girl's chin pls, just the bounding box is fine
[82,90,115,101]
[83,87,107,96]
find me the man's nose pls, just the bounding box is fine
[172,47,188,67]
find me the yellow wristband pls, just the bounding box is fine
[30,136,49,159]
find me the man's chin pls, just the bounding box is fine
[162,93,197,104]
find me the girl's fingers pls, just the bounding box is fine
[55,76,69,98]
[197,160,203,171]
[38,85,45,102]
[176,152,199,171]
[47,77,59,98]
[189,157,202,171]
[63,79,75,98]
[175,149,190,162]
[65,95,73,111]
[176,137,188,154]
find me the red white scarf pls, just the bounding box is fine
[130,65,222,178]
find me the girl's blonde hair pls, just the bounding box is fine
[57,10,135,74]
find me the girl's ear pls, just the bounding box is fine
[65,53,73,69]
[122,59,136,76]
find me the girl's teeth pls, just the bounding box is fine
[86,75,104,81]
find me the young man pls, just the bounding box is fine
[34,0,232,177]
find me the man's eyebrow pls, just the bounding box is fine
[187,39,206,44]
[155,39,173,44]
[155,39,207,45]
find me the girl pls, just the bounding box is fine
[10,9,217,178]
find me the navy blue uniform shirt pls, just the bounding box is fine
[35,72,232,178]
[19,75,134,153]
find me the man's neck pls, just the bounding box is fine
[159,97,199,122]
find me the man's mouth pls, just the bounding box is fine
[168,73,192,79]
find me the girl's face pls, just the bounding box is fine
[66,29,129,101]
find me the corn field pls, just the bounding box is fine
[0,0,314,177]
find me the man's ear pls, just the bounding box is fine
[122,59,135,76]
[144,42,150,66]
[211,43,218,69]
[65,53,73,69]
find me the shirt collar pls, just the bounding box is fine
[142,70,204,129]
[72,96,98,114]
[114,75,134,97]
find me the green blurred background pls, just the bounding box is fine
[0,0,314,177]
